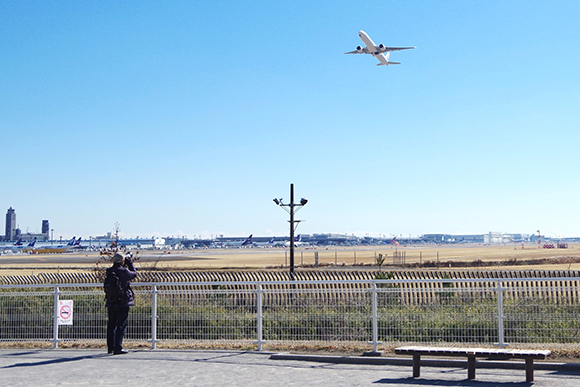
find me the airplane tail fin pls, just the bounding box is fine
[242,235,253,246]
[378,53,400,66]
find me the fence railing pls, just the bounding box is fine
[1,277,579,350]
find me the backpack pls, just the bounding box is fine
[104,270,126,304]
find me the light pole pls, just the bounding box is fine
[273,183,308,279]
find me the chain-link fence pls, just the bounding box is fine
[1,277,579,350]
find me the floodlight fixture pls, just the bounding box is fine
[300,198,308,206]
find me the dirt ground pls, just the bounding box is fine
[127,242,580,271]
[2,243,580,275]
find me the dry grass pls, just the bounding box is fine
[2,243,580,275]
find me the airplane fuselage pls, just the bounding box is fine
[359,31,390,65]
[358,31,376,51]
[345,30,415,66]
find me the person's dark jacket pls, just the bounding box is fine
[105,259,137,308]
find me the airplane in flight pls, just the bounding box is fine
[345,30,415,66]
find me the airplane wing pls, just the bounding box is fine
[379,46,416,52]
[346,46,415,54]
[344,48,369,55]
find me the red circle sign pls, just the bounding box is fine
[60,305,72,319]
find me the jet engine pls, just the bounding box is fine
[356,46,363,52]
[378,44,385,50]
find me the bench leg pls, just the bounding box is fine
[525,358,534,383]
[467,356,476,380]
[412,354,420,378]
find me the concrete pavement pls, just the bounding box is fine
[1,349,579,386]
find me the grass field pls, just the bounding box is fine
[138,242,580,271]
[2,243,580,275]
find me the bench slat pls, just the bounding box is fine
[395,346,550,359]
[395,346,550,382]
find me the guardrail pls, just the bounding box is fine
[1,277,579,350]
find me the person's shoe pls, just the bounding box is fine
[113,350,129,355]
[107,350,113,354]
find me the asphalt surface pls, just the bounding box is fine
[0,252,204,266]
[1,349,580,387]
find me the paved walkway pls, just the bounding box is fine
[1,349,580,386]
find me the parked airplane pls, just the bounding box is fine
[69,237,84,249]
[345,30,415,66]
[252,237,282,247]
[1,237,37,253]
[32,236,78,254]
[507,236,528,244]
[284,234,308,247]
[224,235,253,247]
[51,236,78,248]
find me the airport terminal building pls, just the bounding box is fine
[2,207,50,242]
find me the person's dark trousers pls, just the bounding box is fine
[107,306,130,353]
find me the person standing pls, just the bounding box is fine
[105,252,137,354]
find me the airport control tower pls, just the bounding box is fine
[42,220,49,240]
[5,207,16,241]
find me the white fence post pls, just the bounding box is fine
[367,283,382,353]
[51,286,60,349]
[254,284,265,351]
[495,281,508,349]
[150,285,159,349]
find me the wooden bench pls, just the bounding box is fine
[395,346,551,382]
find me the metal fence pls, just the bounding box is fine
[1,277,579,350]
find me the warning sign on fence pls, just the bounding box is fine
[58,300,74,325]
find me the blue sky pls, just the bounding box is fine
[2,1,579,239]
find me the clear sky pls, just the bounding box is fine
[2,1,579,240]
